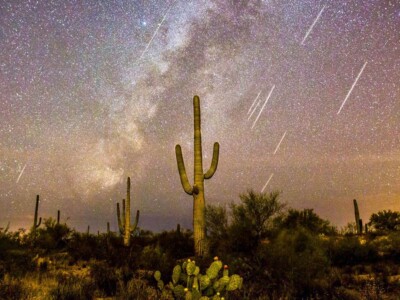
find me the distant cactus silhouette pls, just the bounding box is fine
[175,95,220,257]
[116,177,140,246]
[32,195,42,236]
[353,199,362,235]
[57,210,60,225]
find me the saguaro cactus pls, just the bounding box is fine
[175,95,220,257]
[353,199,363,235]
[57,210,60,225]
[32,195,42,235]
[116,177,140,246]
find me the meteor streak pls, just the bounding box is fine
[261,173,274,193]
[137,1,176,62]
[273,131,287,155]
[16,164,27,183]
[337,61,368,115]
[301,5,326,45]
[251,85,275,129]
[247,90,262,115]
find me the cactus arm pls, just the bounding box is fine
[204,142,219,179]
[122,199,126,225]
[175,144,195,195]
[116,202,124,235]
[131,209,140,232]
[124,177,131,246]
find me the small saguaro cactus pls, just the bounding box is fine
[175,95,220,257]
[107,222,110,234]
[32,195,42,235]
[353,199,363,235]
[116,177,140,246]
[57,210,60,225]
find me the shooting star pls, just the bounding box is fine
[261,173,274,193]
[273,131,287,155]
[251,85,275,129]
[137,0,176,62]
[247,90,262,115]
[16,163,27,183]
[337,61,368,115]
[301,5,326,45]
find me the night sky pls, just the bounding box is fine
[1,0,399,233]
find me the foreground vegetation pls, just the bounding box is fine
[1,191,400,299]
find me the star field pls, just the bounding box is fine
[0,0,399,232]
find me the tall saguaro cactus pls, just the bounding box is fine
[32,195,42,235]
[175,95,220,257]
[116,177,140,247]
[353,199,363,235]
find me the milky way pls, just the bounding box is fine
[0,0,399,232]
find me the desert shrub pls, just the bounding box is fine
[369,210,400,234]
[330,237,379,266]
[67,232,100,261]
[90,260,118,296]
[265,228,330,298]
[138,245,175,276]
[205,204,229,256]
[276,208,337,235]
[118,277,159,300]
[155,229,193,259]
[33,218,72,251]
[49,273,94,300]
[229,190,284,253]
[0,274,32,299]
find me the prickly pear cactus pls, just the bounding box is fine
[154,257,243,299]
[172,265,181,284]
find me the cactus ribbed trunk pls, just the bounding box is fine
[116,177,140,247]
[353,199,362,235]
[124,177,131,246]
[175,95,220,257]
[33,195,41,236]
[193,96,205,257]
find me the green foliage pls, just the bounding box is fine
[0,275,32,299]
[89,260,118,296]
[205,205,229,255]
[49,274,94,300]
[277,208,337,235]
[329,236,378,266]
[34,218,72,251]
[154,257,243,299]
[266,228,330,298]
[229,190,284,252]
[369,210,400,233]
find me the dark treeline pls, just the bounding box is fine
[1,190,400,299]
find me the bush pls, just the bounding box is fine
[89,260,118,296]
[265,228,330,298]
[49,274,94,300]
[330,236,379,266]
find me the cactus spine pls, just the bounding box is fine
[353,199,362,235]
[175,95,220,257]
[32,195,42,235]
[116,177,140,246]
